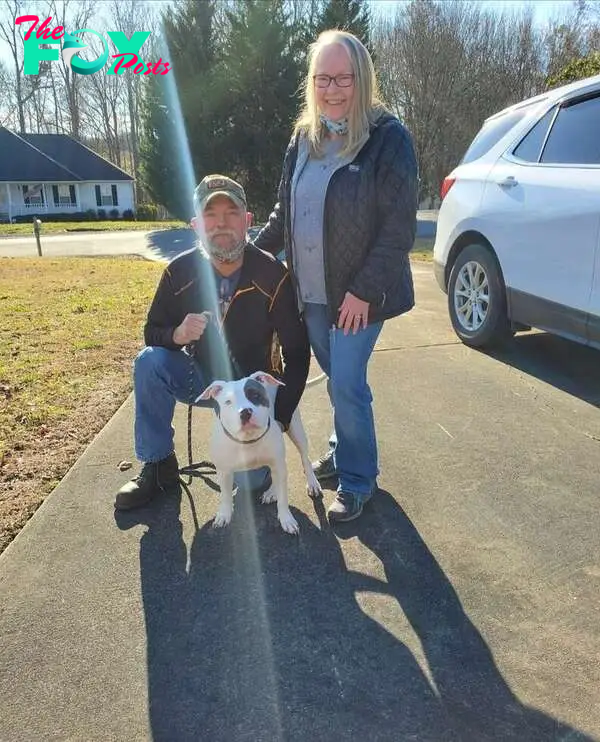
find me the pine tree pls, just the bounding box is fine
[546,51,600,88]
[213,0,304,220]
[314,0,372,52]
[138,75,184,218]
[139,0,306,221]
[139,0,219,219]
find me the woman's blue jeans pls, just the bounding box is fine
[133,346,269,491]
[303,303,382,500]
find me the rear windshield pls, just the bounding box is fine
[461,102,540,164]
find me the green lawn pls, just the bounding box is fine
[0,256,164,554]
[0,220,187,237]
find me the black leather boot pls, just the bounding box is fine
[114,453,180,510]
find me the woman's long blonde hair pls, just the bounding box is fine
[294,30,387,158]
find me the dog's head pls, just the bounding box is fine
[197,371,284,442]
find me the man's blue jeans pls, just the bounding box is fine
[133,346,269,491]
[303,303,382,500]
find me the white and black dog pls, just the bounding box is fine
[197,372,322,534]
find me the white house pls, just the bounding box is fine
[0,127,135,222]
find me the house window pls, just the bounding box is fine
[52,184,76,206]
[95,184,118,207]
[22,184,45,206]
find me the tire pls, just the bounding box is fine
[447,243,513,349]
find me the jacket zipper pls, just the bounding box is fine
[322,165,347,325]
[220,286,254,328]
[285,144,301,307]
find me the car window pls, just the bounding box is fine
[512,108,556,162]
[461,102,539,164]
[541,94,600,165]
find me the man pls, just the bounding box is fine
[115,174,311,510]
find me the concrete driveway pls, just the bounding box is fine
[0,260,598,740]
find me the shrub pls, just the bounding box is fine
[97,209,107,220]
[109,208,120,219]
[122,209,135,220]
[136,203,158,221]
[14,214,45,224]
[13,212,96,224]
[85,209,97,221]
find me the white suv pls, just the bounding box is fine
[433,74,600,349]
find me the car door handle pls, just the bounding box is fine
[497,175,518,188]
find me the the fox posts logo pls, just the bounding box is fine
[16,15,171,75]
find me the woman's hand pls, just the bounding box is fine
[337,292,369,335]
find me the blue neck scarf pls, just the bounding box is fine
[319,113,349,136]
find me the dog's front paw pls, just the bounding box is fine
[213,507,233,528]
[306,473,323,500]
[278,508,299,535]
[261,485,278,505]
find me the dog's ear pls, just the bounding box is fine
[196,381,226,402]
[250,371,285,387]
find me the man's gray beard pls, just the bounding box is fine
[200,237,246,263]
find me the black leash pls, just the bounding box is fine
[177,304,251,494]
[178,339,219,491]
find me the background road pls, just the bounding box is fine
[0,211,440,260]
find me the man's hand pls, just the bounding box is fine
[173,312,211,346]
[337,292,369,335]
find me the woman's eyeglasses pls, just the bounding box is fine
[313,74,355,88]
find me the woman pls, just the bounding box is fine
[254,29,418,523]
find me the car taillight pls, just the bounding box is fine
[440,176,456,201]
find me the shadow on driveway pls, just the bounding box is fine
[487,332,600,409]
[115,487,593,741]
[145,228,197,262]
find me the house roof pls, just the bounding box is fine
[0,128,134,183]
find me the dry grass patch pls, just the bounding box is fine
[410,236,434,261]
[0,256,163,554]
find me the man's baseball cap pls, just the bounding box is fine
[193,174,247,213]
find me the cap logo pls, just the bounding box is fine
[207,177,227,189]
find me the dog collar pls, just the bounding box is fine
[219,417,271,445]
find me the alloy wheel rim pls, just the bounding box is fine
[454,260,490,332]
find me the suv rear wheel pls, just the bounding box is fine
[447,243,513,348]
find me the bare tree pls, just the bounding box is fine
[107,0,157,183]
[540,0,591,80]
[373,0,549,203]
[45,0,96,139]
[81,64,125,165]
[0,0,51,132]
[0,60,18,128]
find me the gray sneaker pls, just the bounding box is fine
[327,483,378,524]
[327,492,364,523]
[312,450,337,481]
